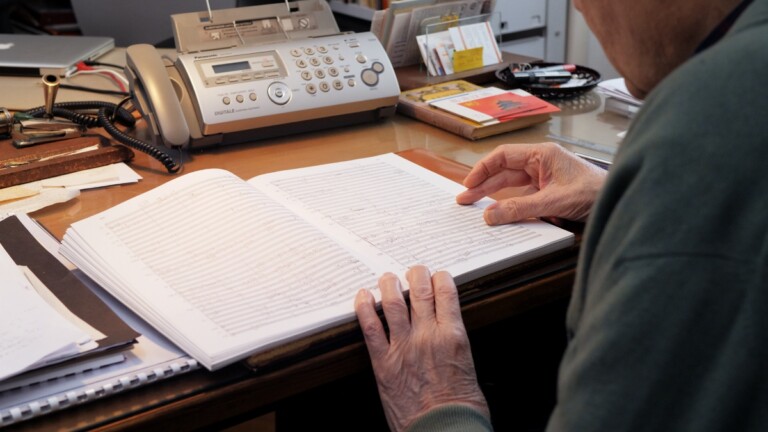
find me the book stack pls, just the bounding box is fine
[398,80,560,140]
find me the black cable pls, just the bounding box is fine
[24,101,134,127]
[98,106,180,173]
[23,101,181,174]
[59,83,129,97]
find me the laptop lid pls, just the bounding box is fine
[0,34,115,77]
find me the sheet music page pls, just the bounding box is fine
[61,158,572,370]
[250,154,573,285]
[61,169,388,369]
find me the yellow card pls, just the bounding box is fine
[453,47,484,72]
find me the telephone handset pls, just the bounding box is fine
[125,44,190,148]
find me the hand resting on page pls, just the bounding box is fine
[456,143,607,225]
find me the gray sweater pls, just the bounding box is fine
[549,0,768,430]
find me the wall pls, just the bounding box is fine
[71,0,237,47]
[565,3,619,80]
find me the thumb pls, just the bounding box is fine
[484,195,549,225]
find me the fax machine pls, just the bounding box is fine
[125,0,400,149]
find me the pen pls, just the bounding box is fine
[512,70,572,84]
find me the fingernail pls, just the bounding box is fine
[354,289,368,305]
[484,203,498,225]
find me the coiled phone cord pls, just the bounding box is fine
[23,100,181,173]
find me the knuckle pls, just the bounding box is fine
[410,281,434,299]
[433,280,457,298]
[500,199,522,221]
[360,321,381,338]
[380,297,408,314]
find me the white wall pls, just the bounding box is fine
[565,3,619,80]
[71,0,237,47]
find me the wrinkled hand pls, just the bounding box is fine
[456,142,607,225]
[355,266,489,432]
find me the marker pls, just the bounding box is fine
[512,70,572,84]
[531,64,577,72]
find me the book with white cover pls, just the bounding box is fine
[59,154,574,371]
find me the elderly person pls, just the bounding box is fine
[355,0,768,430]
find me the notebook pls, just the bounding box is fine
[0,34,115,76]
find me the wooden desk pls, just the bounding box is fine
[1,52,630,430]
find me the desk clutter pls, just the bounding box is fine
[0,216,196,427]
[0,0,614,426]
[495,62,603,100]
[372,0,495,71]
[398,80,560,140]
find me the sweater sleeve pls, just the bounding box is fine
[406,405,493,432]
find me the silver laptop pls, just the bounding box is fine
[0,34,115,77]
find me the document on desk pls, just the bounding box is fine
[0,268,197,427]
[0,214,195,427]
[0,245,92,381]
[59,153,574,371]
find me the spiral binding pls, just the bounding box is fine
[0,358,199,426]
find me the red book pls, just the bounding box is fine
[458,91,556,121]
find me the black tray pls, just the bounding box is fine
[496,62,602,100]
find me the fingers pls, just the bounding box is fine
[354,289,388,359]
[462,144,537,189]
[378,272,411,341]
[482,193,550,225]
[431,271,462,325]
[456,169,532,205]
[406,265,436,327]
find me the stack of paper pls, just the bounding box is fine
[0,163,141,220]
[0,214,194,427]
[0,215,139,383]
[0,245,96,381]
[597,78,643,118]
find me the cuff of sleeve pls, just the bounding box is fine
[406,404,493,432]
